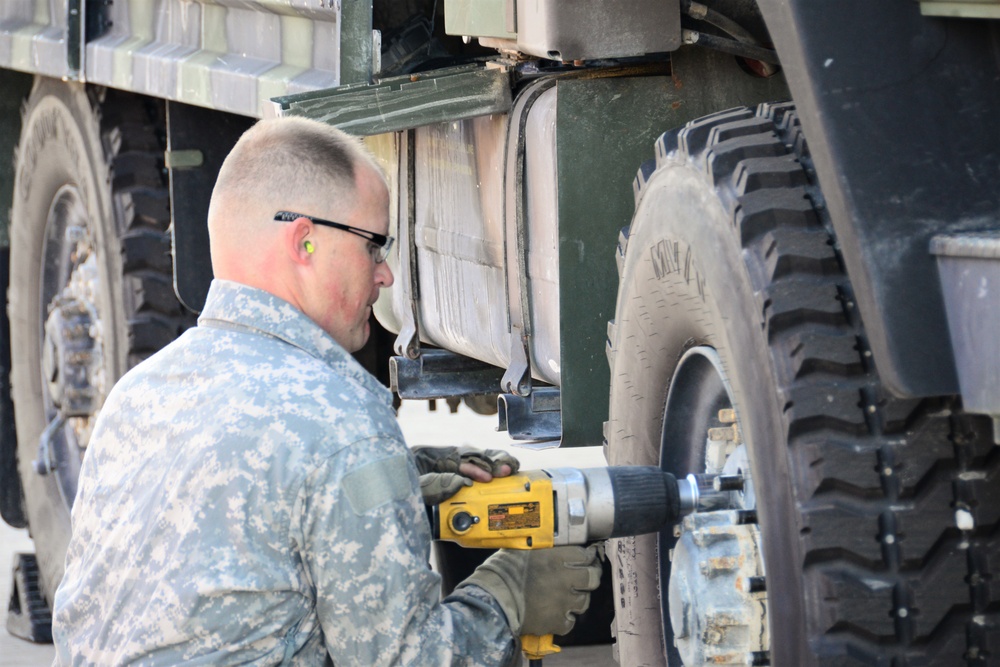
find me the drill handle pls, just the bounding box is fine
[521,633,560,660]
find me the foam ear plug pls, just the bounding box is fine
[304,240,314,254]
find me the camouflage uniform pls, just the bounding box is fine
[52,280,518,666]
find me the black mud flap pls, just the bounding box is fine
[7,553,53,644]
[0,247,27,530]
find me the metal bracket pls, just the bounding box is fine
[164,149,205,170]
[497,387,561,441]
[273,64,513,136]
[500,77,557,396]
[501,325,531,397]
[32,414,65,476]
[67,0,83,77]
[394,130,422,360]
[390,350,504,399]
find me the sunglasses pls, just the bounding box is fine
[274,211,395,263]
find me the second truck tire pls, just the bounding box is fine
[9,79,194,604]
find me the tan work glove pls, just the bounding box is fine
[412,445,520,477]
[419,472,472,505]
[413,446,520,505]
[455,545,603,637]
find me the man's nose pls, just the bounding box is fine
[376,260,394,288]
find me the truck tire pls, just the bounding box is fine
[605,103,1000,666]
[9,79,193,604]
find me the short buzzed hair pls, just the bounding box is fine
[210,116,381,221]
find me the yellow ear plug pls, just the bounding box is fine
[304,240,314,254]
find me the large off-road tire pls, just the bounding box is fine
[9,79,193,604]
[606,104,1000,665]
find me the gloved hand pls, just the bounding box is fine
[412,446,520,477]
[419,472,472,505]
[413,446,520,505]
[456,545,603,637]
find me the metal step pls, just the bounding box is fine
[498,387,561,441]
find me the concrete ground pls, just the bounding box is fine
[1,401,615,666]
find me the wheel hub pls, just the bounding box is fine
[668,509,768,665]
[42,288,101,417]
[40,190,107,452]
[659,346,770,665]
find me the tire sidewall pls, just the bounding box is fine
[10,78,125,601]
[608,161,807,664]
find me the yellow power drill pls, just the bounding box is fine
[432,466,731,664]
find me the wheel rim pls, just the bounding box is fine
[658,346,769,665]
[36,184,108,509]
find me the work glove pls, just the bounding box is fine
[419,472,473,505]
[455,544,604,637]
[413,446,520,505]
[412,445,520,477]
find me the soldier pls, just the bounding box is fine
[51,117,602,666]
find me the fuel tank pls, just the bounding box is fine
[371,83,562,386]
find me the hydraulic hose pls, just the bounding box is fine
[678,0,780,66]
[681,29,779,65]
[680,0,759,45]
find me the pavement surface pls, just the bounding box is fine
[1,401,615,666]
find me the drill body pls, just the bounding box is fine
[431,466,732,664]
[433,466,725,550]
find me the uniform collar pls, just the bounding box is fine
[197,279,392,404]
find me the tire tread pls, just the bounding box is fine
[100,90,195,361]
[613,102,999,664]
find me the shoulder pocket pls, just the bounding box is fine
[340,453,412,515]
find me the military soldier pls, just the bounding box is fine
[51,117,601,665]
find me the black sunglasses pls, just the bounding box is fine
[274,211,395,263]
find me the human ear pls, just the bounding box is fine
[286,217,314,264]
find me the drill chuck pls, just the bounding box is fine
[545,467,731,544]
[603,466,681,538]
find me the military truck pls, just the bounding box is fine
[2,0,999,664]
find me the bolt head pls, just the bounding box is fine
[718,408,737,423]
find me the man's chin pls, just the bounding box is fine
[350,322,371,353]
